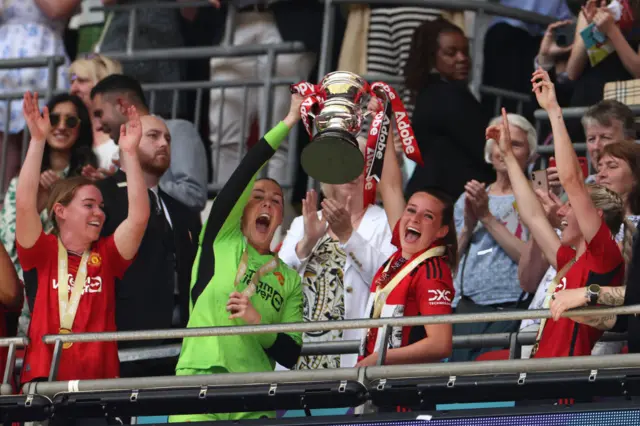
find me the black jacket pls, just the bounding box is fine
[405,74,495,200]
[97,171,201,349]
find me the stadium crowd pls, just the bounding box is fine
[2,0,640,424]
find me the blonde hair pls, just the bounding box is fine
[69,55,123,84]
[47,176,96,235]
[587,184,635,270]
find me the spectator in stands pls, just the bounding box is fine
[534,20,576,107]
[568,0,640,109]
[498,69,627,359]
[97,0,186,119]
[96,112,200,379]
[0,0,80,195]
[356,106,455,368]
[403,18,494,200]
[278,140,395,369]
[338,4,464,116]
[482,0,572,119]
[88,74,207,212]
[16,91,148,383]
[582,100,637,181]
[182,0,319,186]
[450,113,536,362]
[69,54,122,171]
[169,94,304,423]
[0,240,22,381]
[545,99,635,193]
[0,94,97,337]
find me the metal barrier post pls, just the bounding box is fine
[2,343,16,386]
[0,101,11,197]
[47,340,63,382]
[375,325,392,366]
[126,9,138,54]
[258,48,276,179]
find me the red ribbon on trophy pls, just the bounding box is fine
[363,82,424,207]
[290,82,325,138]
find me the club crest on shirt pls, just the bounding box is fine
[274,272,285,286]
[88,252,102,268]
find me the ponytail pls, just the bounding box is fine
[622,218,637,282]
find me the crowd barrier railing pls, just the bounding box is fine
[17,303,638,390]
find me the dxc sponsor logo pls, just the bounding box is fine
[428,289,452,304]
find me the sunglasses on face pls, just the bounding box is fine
[50,114,80,129]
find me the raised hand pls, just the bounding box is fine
[286,93,304,123]
[582,0,605,24]
[538,20,574,63]
[118,106,142,154]
[322,196,353,243]
[532,68,559,112]
[486,108,513,157]
[300,190,327,249]
[22,91,50,142]
[594,7,616,36]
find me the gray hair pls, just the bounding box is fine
[581,100,636,140]
[484,113,538,164]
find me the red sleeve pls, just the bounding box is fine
[16,232,56,271]
[586,220,624,272]
[100,235,134,279]
[556,245,576,271]
[415,263,454,316]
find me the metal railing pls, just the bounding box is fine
[21,304,637,391]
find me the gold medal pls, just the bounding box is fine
[59,328,73,349]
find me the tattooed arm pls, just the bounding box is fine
[571,287,626,330]
[573,314,618,331]
[598,286,626,307]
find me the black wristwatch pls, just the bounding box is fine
[586,284,601,306]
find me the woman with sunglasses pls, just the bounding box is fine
[0,93,96,337]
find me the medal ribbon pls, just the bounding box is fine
[233,246,279,297]
[371,246,446,320]
[57,239,90,349]
[530,258,576,357]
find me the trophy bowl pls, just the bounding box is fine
[300,71,370,185]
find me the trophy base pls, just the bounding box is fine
[301,130,364,184]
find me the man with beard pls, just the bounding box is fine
[91,78,201,379]
[88,74,208,212]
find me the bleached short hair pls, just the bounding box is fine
[484,113,537,164]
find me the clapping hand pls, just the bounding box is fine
[302,190,327,244]
[464,180,490,221]
[322,196,353,244]
[22,91,50,142]
[535,188,564,229]
[532,68,559,112]
[582,0,606,24]
[463,196,478,233]
[594,7,616,36]
[119,106,142,154]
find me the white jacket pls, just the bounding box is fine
[278,204,396,368]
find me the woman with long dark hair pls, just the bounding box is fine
[0,93,97,336]
[356,103,456,368]
[403,18,494,200]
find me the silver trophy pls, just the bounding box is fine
[300,71,372,185]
